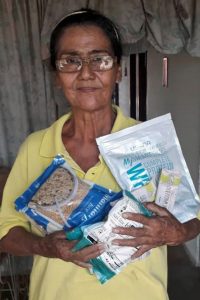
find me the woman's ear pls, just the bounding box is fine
[116,65,122,83]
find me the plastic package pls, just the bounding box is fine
[131,180,156,203]
[15,155,122,234]
[67,190,153,284]
[96,113,200,222]
[155,169,181,212]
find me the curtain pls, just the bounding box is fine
[40,0,200,59]
[1,0,200,166]
[0,0,91,167]
[41,0,88,59]
[178,0,200,56]
[142,0,189,54]
[0,0,57,166]
[88,0,200,56]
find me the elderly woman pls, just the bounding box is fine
[0,8,199,300]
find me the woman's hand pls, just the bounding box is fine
[38,230,105,268]
[0,227,106,268]
[111,202,200,259]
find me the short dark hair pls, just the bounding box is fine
[50,8,122,70]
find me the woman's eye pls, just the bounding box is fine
[92,56,104,63]
[66,57,80,64]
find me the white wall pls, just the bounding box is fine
[147,46,200,265]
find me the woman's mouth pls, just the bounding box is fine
[77,87,99,93]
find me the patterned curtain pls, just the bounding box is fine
[1,0,200,167]
[0,0,56,166]
[88,0,200,56]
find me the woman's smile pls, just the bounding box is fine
[76,86,100,92]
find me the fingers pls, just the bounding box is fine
[122,212,151,226]
[131,245,152,259]
[143,202,169,217]
[43,230,107,264]
[112,236,161,248]
[122,203,170,221]
[113,226,146,237]
[73,260,92,268]
[72,243,106,263]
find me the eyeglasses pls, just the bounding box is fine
[55,54,115,73]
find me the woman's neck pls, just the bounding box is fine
[63,106,116,142]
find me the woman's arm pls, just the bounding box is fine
[0,226,106,268]
[111,202,200,258]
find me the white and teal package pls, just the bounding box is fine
[15,155,122,234]
[96,114,200,223]
[67,190,153,284]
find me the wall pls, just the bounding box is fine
[147,46,200,265]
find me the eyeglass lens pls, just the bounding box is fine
[56,55,114,72]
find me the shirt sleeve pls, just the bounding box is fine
[0,139,31,240]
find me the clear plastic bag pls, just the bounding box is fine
[96,114,200,223]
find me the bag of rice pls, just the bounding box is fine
[15,155,122,234]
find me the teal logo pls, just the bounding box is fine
[127,163,150,188]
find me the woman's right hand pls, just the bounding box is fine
[0,227,106,268]
[38,230,106,268]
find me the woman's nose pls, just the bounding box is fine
[77,62,95,80]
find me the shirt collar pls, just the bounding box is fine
[39,113,72,158]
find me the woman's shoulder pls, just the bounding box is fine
[23,128,48,148]
[24,114,71,145]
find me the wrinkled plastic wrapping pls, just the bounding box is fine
[67,190,153,284]
[97,114,200,223]
[15,155,122,234]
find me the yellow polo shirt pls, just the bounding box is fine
[0,106,168,300]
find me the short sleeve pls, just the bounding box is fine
[0,139,31,240]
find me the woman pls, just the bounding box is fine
[0,8,199,300]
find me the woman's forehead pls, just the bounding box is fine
[56,25,113,56]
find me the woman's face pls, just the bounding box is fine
[56,25,121,112]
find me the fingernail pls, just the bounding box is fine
[122,212,131,218]
[88,267,94,274]
[112,228,120,233]
[98,243,107,252]
[111,240,119,245]
[131,254,137,259]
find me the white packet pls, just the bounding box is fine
[96,113,200,223]
[86,190,152,253]
[155,169,181,212]
[70,190,152,284]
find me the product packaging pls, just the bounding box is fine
[155,169,181,212]
[96,113,200,222]
[15,155,122,234]
[67,190,153,284]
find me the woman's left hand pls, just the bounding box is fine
[111,202,187,259]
